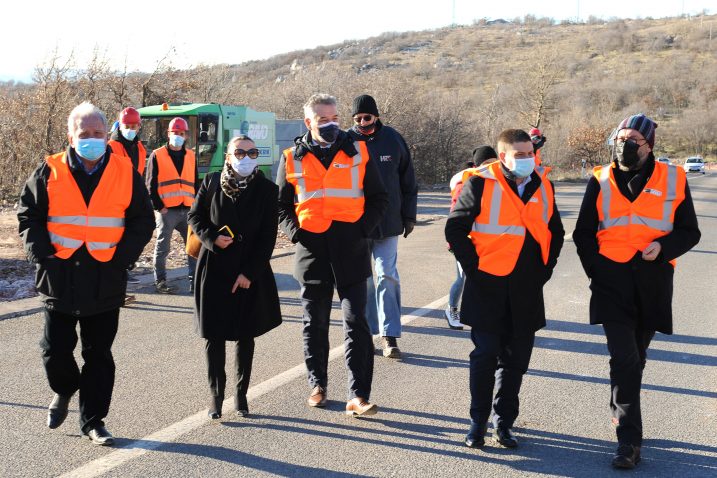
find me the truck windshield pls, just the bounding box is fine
[139,116,197,153]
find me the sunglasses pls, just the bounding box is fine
[353,115,374,123]
[230,148,259,159]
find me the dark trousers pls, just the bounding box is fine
[300,281,374,400]
[205,338,255,405]
[469,329,535,428]
[603,322,655,446]
[40,308,119,433]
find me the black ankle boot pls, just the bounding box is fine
[235,394,249,417]
[208,396,223,419]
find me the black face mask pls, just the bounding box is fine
[614,139,641,169]
[357,123,376,135]
[317,123,340,143]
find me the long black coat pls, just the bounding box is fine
[188,171,281,340]
[276,131,389,288]
[17,148,155,316]
[445,166,565,336]
[573,159,701,334]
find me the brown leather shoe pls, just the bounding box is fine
[345,397,378,417]
[307,386,327,407]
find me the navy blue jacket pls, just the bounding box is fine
[348,121,417,239]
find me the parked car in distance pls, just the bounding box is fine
[683,156,705,174]
[656,156,671,164]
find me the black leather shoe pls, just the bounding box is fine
[47,394,71,429]
[235,394,249,417]
[208,396,223,420]
[612,444,641,469]
[465,422,488,448]
[494,426,519,448]
[83,426,114,446]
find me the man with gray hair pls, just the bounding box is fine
[277,93,388,416]
[18,102,154,445]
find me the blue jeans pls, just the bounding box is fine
[448,259,465,308]
[366,236,402,338]
[153,206,197,283]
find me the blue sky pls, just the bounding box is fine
[3,0,714,82]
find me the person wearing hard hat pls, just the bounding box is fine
[109,107,147,176]
[109,107,148,299]
[573,114,701,469]
[17,102,154,445]
[529,127,546,165]
[145,117,200,294]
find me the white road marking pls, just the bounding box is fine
[60,295,449,478]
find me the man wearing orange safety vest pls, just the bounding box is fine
[277,93,388,417]
[17,102,154,445]
[573,114,700,470]
[445,129,565,450]
[145,117,200,294]
[109,107,148,297]
[108,107,147,175]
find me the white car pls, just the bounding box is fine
[683,156,705,174]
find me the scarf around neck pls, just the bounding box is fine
[220,162,257,199]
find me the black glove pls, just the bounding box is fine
[403,220,416,238]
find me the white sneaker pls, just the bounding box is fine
[445,306,463,330]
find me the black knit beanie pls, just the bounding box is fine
[352,94,379,117]
[472,145,498,165]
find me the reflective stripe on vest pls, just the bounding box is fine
[597,164,677,232]
[45,152,132,262]
[292,142,365,202]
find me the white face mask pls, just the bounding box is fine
[231,156,257,177]
[121,128,137,141]
[168,134,185,148]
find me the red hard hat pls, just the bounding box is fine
[119,107,141,125]
[168,117,189,132]
[529,128,541,137]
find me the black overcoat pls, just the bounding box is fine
[276,132,389,288]
[188,171,282,340]
[445,167,565,336]
[573,160,701,334]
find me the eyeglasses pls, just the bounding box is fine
[616,138,647,147]
[353,115,374,124]
[230,148,259,159]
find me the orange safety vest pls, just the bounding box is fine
[465,160,553,276]
[46,152,132,262]
[284,142,369,233]
[594,161,685,267]
[154,146,196,207]
[108,139,147,176]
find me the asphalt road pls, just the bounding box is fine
[1,174,715,478]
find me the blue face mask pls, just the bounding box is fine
[75,138,106,161]
[317,122,340,144]
[168,134,185,148]
[121,128,137,141]
[510,157,535,178]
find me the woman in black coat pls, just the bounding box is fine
[188,135,281,419]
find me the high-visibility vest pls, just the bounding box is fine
[154,146,196,207]
[594,161,685,266]
[45,152,132,262]
[284,142,368,233]
[466,160,553,276]
[108,139,147,176]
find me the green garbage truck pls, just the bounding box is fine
[137,103,278,177]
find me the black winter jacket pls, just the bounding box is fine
[17,147,155,316]
[189,171,282,340]
[277,131,388,288]
[573,158,701,334]
[348,121,417,238]
[445,165,565,335]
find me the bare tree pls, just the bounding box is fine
[515,48,563,129]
